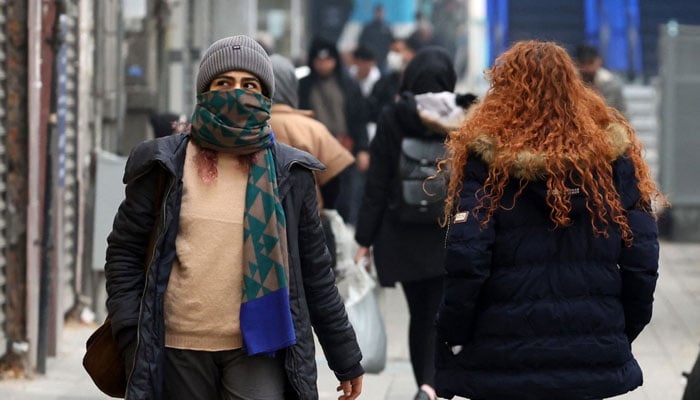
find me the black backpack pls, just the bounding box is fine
[395,137,448,224]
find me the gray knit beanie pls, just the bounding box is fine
[270,54,299,109]
[196,35,274,96]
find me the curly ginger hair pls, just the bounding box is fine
[442,41,666,245]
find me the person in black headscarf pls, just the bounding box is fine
[354,46,467,400]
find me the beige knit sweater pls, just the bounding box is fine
[164,142,247,351]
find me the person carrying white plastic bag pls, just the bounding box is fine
[324,209,387,374]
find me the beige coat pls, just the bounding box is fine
[270,104,355,203]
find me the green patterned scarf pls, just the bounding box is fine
[191,89,296,355]
[191,89,273,154]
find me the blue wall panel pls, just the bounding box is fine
[507,0,586,55]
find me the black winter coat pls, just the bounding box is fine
[434,124,659,400]
[105,134,363,400]
[354,93,448,286]
[367,71,401,123]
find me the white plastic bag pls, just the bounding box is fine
[324,210,387,374]
[345,275,387,374]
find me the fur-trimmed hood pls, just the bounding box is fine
[467,123,631,180]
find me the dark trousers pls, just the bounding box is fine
[402,276,444,388]
[163,347,287,400]
[336,166,365,226]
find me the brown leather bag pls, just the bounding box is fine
[82,318,127,397]
[83,170,166,398]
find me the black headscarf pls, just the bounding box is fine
[399,46,456,95]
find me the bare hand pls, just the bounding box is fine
[354,246,370,272]
[336,375,363,399]
[355,151,370,172]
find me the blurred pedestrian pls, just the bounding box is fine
[430,0,464,58]
[255,31,275,55]
[354,46,465,400]
[270,53,354,210]
[358,4,394,74]
[367,35,424,123]
[104,35,364,400]
[414,10,434,46]
[349,46,381,98]
[149,112,179,138]
[574,43,627,115]
[299,37,370,225]
[309,0,354,45]
[435,40,665,400]
[349,46,381,142]
[269,53,355,268]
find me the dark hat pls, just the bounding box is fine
[574,44,601,65]
[196,35,274,96]
[307,38,340,65]
[353,46,376,61]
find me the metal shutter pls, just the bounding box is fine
[0,1,9,353]
[58,2,80,316]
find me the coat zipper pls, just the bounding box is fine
[125,169,173,399]
[444,212,452,249]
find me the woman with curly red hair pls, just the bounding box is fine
[434,40,666,400]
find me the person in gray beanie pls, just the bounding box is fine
[101,35,364,400]
[196,35,275,96]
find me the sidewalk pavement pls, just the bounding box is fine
[0,240,698,399]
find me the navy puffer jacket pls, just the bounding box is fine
[435,124,659,400]
[105,134,363,400]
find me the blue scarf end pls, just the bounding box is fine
[240,289,296,356]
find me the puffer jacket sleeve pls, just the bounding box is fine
[105,160,161,350]
[293,166,364,379]
[614,156,659,343]
[436,158,495,345]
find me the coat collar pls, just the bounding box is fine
[123,134,324,195]
[468,123,632,180]
[123,133,189,184]
[272,140,325,200]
